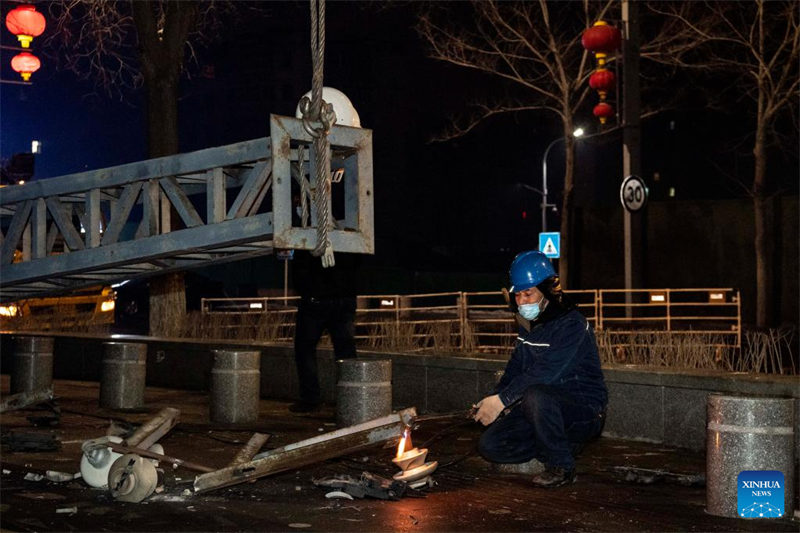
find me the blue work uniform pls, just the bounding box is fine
[478,307,607,470]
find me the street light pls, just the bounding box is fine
[540,127,584,232]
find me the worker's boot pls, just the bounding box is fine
[531,466,576,488]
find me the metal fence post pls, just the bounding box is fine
[666,289,672,332]
[458,292,467,350]
[394,295,400,342]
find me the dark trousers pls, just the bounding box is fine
[294,296,357,404]
[478,385,605,470]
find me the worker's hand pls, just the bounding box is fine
[473,394,505,426]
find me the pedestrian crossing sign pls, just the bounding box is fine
[539,232,560,258]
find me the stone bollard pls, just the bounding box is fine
[11,336,54,394]
[210,350,260,424]
[101,342,147,409]
[336,358,392,427]
[706,395,795,518]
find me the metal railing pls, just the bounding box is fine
[199,287,741,352]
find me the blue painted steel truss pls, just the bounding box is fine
[0,115,373,302]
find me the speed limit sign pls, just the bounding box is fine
[620,175,648,212]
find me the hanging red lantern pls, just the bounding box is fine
[589,69,616,100]
[581,21,621,66]
[593,102,614,124]
[5,4,46,48]
[11,51,41,81]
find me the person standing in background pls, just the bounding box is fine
[289,250,359,413]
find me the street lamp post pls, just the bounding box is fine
[540,128,584,232]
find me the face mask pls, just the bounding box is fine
[519,300,543,321]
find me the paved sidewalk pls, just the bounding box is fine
[1,378,797,532]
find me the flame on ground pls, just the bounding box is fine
[396,428,413,458]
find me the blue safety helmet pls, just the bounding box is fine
[509,250,557,293]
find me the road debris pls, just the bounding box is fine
[108,453,159,503]
[227,433,270,467]
[408,476,435,490]
[106,442,214,473]
[325,490,354,500]
[45,470,76,482]
[125,407,180,450]
[194,408,416,494]
[610,466,705,486]
[0,388,54,413]
[313,472,415,500]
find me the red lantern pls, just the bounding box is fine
[5,4,46,48]
[589,69,616,100]
[593,102,614,125]
[581,21,621,66]
[11,51,41,81]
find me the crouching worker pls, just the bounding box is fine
[473,250,607,488]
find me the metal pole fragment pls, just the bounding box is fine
[193,407,416,494]
[124,407,180,449]
[0,388,53,413]
[228,433,271,467]
[107,442,214,473]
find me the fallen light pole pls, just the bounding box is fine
[193,407,417,494]
[106,442,215,473]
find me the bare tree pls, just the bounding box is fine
[418,0,624,287]
[45,1,238,335]
[648,0,799,328]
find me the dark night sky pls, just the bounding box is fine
[1,1,797,294]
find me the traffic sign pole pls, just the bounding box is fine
[622,0,644,310]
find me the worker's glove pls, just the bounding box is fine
[473,394,505,426]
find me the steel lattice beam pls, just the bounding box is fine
[0,116,374,303]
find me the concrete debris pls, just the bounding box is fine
[325,490,354,500]
[150,494,188,502]
[45,471,76,482]
[0,388,54,413]
[24,472,44,481]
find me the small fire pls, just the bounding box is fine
[396,428,413,458]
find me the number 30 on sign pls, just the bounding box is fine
[620,175,648,212]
